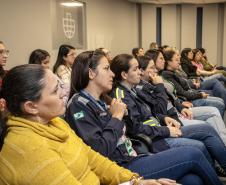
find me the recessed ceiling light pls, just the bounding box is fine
[60,2,83,7]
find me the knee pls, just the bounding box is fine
[177,146,204,161]
[207,106,222,115]
[196,124,218,135]
[178,173,204,185]
[190,141,206,153]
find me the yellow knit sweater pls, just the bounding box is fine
[0,116,135,185]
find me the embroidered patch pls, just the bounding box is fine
[73,111,84,120]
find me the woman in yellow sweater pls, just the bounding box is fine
[0,64,176,185]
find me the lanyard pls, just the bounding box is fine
[80,90,108,112]
[81,90,137,156]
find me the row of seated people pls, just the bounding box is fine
[133,46,226,116]
[0,40,226,184]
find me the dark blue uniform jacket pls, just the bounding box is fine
[64,91,136,164]
[110,84,170,152]
[135,80,184,124]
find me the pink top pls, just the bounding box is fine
[192,61,204,70]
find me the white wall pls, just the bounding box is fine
[202,4,218,65]
[0,0,138,69]
[141,3,156,50]
[141,4,197,50]
[162,5,177,48]
[0,0,52,69]
[85,0,138,56]
[223,3,226,66]
[141,4,179,50]
[0,0,225,69]
[140,3,224,65]
[181,4,196,49]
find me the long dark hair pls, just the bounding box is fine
[28,49,50,65]
[110,54,134,87]
[0,64,46,149]
[132,47,143,58]
[192,49,201,61]
[69,51,106,99]
[145,49,162,65]
[163,50,176,70]
[53,44,75,73]
[181,48,192,62]
[137,56,152,71]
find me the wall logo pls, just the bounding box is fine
[62,12,75,39]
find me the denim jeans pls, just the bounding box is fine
[201,76,226,109]
[203,73,226,83]
[122,147,223,185]
[165,137,213,166]
[179,106,226,145]
[181,124,226,172]
[192,96,225,117]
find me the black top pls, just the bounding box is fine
[161,70,203,101]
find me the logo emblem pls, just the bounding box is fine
[62,12,75,39]
[73,111,84,120]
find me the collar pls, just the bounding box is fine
[80,90,108,112]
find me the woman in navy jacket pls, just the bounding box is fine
[64,50,223,185]
[110,54,226,179]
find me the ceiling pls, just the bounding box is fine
[127,0,226,4]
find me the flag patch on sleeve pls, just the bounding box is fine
[73,111,84,120]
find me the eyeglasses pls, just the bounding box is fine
[0,49,9,56]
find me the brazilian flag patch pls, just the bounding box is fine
[73,111,84,120]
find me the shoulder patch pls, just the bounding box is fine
[73,111,85,120]
[78,96,89,105]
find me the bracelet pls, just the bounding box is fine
[130,175,143,185]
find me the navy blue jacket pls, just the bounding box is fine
[64,92,135,164]
[135,80,183,124]
[110,84,170,152]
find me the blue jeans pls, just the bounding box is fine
[192,96,225,117]
[181,124,226,171]
[203,73,226,83]
[179,106,226,145]
[201,76,226,109]
[165,137,214,166]
[122,147,223,185]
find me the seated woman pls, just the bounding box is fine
[199,48,226,73]
[136,55,226,145]
[53,44,76,86]
[65,50,224,185]
[109,53,226,178]
[0,41,9,87]
[28,49,69,104]
[0,64,179,185]
[28,49,50,69]
[163,50,226,111]
[181,48,226,88]
[146,49,225,117]
[191,49,226,81]
[180,48,226,111]
[132,47,144,59]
